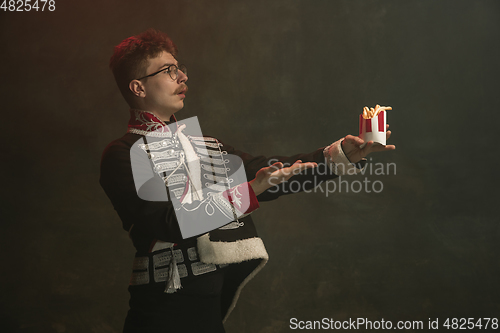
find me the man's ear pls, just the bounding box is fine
[129,80,146,98]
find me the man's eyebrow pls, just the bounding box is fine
[157,63,177,71]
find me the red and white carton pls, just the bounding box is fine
[359,111,386,146]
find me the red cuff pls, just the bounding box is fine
[222,182,260,215]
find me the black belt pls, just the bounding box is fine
[130,245,228,286]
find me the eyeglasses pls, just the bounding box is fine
[136,64,187,81]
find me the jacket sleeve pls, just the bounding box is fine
[218,138,366,201]
[99,137,259,243]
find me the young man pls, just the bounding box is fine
[100,29,394,332]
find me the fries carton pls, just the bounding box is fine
[359,110,386,146]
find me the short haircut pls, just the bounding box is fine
[109,28,178,105]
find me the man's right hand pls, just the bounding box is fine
[249,160,318,196]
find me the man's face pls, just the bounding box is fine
[140,51,188,116]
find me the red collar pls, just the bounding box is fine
[127,109,177,137]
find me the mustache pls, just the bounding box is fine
[175,84,188,94]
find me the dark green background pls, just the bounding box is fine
[1,0,499,332]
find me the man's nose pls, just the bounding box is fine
[178,69,188,83]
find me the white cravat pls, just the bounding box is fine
[176,124,203,203]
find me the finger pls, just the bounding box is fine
[386,130,391,139]
[286,162,317,171]
[344,137,365,149]
[344,134,364,146]
[373,145,396,152]
[386,124,390,130]
[303,162,317,168]
[268,162,283,173]
[363,141,374,151]
[368,144,396,153]
[291,162,317,172]
[279,162,317,179]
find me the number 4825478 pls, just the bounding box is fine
[1,0,56,11]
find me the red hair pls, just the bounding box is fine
[109,29,178,105]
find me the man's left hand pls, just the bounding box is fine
[341,124,395,163]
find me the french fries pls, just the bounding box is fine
[362,104,392,119]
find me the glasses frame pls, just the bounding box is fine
[136,64,187,81]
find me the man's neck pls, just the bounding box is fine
[130,106,175,123]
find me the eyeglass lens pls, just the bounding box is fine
[168,64,187,80]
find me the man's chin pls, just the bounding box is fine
[168,101,185,113]
[173,102,184,114]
